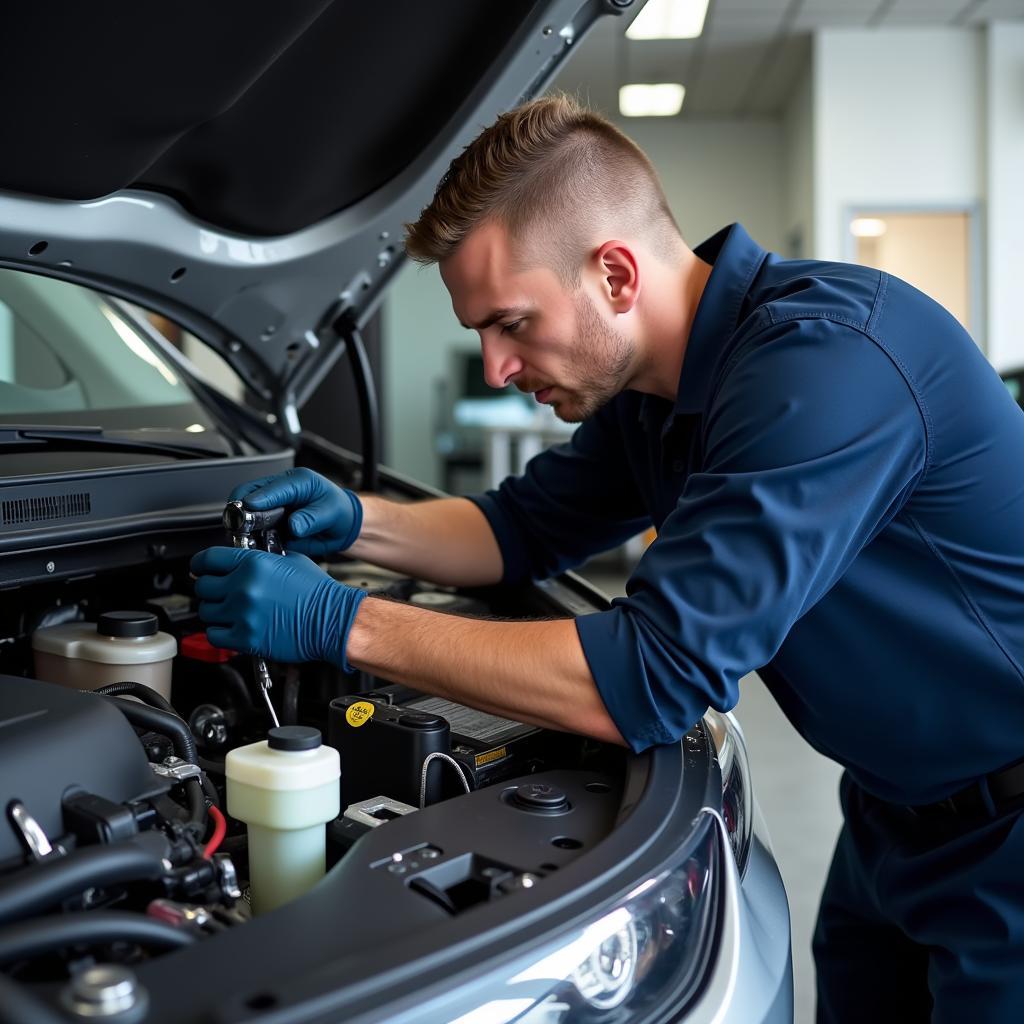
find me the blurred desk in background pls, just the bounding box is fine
[481,420,576,488]
[437,394,576,492]
[457,395,576,489]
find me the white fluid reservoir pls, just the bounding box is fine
[226,726,340,915]
[32,611,176,700]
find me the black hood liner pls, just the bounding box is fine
[1,0,540,237]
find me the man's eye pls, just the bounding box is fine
[501,320,524,335]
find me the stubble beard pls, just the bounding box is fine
[551,292,635,423]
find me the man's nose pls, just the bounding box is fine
[481,338,524,390]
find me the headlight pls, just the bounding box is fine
[449,814,722,1024]
[703,709,753,877]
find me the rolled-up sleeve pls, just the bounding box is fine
[576,318,929,752]
[467,401,651,584]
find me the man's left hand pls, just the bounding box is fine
[190,547,365,671]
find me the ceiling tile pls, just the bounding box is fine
[685,41,772,116]
[710,14,791,37]
[885,0,973,18]
[892,0,970,8]
[551,0,1019,122]
[709,25,792,44]
[622,37,704,66]
[800,0,881,12]
[792,9,874,29]
[711,0,794,12]
[740,34,811,116]
[974,0,1024,17]
[881,12,967,23]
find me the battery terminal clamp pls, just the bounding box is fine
[151,756,203,783]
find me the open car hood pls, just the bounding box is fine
[0,0,630,428]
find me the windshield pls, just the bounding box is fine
[0,269,224,436]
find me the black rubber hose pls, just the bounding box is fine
[99,697,208,831]
[0,972,69,1024]
[199,771,220,810]
[216,662,254,708]
[0,833,172,926]
[340,320,380,492]
[282,665,300,726]
[96,680,175,715]
[100,695,198,765]
[184,778,206,828]
[0,912,194,968]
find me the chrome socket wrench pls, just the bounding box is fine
[222,500,286,728]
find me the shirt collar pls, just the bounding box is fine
[639,223,767,430]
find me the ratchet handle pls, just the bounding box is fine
[223,500,286,537]
[219,501,285,730]
[223,501,287,553]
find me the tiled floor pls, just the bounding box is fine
[580,562,843,1024]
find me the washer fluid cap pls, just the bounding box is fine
[513,783,569,812]
[268,726,322,751]
[98,611,159,638]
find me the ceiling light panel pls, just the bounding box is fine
[619,83,686,117]
[626,0,711,40]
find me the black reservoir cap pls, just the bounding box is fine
[402,712,444,730]
[98,611,159,638]
[512,782,570,813]
[269,726,321,751]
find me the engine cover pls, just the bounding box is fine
[0,675,166,865]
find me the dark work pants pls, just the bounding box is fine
[814,772,1024,1024]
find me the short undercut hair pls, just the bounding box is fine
[404,93,683,285]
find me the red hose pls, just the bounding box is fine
[203,805,227,858]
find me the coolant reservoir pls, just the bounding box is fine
[32,611,176,701]
[226,726,340,915]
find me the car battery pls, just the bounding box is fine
[327,695,452,809]
[402,695,553,792]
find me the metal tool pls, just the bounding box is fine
[222,500,286,728]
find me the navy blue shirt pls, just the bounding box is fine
[470,224,1024,804]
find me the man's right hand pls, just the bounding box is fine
[229,468,363,559]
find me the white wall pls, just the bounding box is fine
[810,23,1024,364]
[782,64,814,258]
[812,27,985,267]
[619,119,786,255]
[986,22,1024,371]
[383,119,787,485]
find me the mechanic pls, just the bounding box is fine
[192,95,1024,1021]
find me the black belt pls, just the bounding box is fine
[907,757,1024,820]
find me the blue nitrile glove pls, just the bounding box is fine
[228,468,362,558]
[190,547,366,672]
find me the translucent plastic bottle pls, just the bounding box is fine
[32,611,176,700]
[225,726,340,915]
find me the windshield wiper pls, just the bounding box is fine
[0,425,230,460]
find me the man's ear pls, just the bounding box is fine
[593,241,640,314]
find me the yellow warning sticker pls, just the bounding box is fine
[345,701,376,728]
[475,746,508,768]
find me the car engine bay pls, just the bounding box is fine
[0,519,630,1007]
